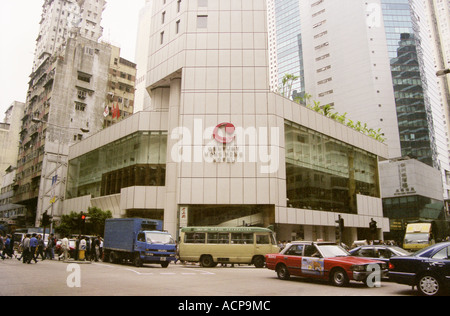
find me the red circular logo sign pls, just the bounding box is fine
[213,123,236,144]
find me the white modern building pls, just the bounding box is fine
[291,0,450,202]
[63,0,390,245]
[299,0,402,160]
[134,0,154,113]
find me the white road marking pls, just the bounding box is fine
[93,262,216,276]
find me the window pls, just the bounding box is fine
[77,90,87,100]
[176,20,180,34]
[313,20,326,28]
[67,131,168,199]
[84,47,94,55]
[185,233,206,244]
[315,53,330,61]
[432,246,449,260]
[161,11,166,24]
[316,65,331,73]
[256,235,270,245]
[137,232,145,242]
[315,42,329,50]
[207,233,230,244]
[160,31,164,44]
[231,233,254,244]
[304,245,320,257]
[285,245,304,256]
[197,15,208,28]
[75,102,86,111]
[355,247,375,257]
[318,77,332,85]
[376,248,392,259]
[77,72,91,83]
[318,90,333,97]
[285,122,380,213]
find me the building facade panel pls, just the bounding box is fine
[64,0,390,245]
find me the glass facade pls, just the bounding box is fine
[285,121,380,214]
[383,196,444,220]
[274,0,305,98]
[381,0,436,167]
[185,205,275,228]
[66,131,167,199]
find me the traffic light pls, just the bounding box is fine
[336,215,344,232]
[369,218,377,232]
[80,212,87,234]
[42,211,52,227]
[335,215,345,241]
[339,216,344,232]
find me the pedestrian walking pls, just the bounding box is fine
[46,234,55,260]
[36,235,45,260]
[59,235,70,261]
[74,236,80,261]
[2,235,13,259]
[93,236,101,262]
[89,237,95,261]
[79,236,86,261]
[86,236,91,261]
[28,233,38,263]
[0,235,5,260]
[21,234,31,263]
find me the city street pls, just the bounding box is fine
[0,257,416,297]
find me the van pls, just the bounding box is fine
[403,223,433,251]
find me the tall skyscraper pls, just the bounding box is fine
[270,0,305,98]
[427,0,450,187]
[298,0,402,160]
[276,0,449,200]
[134,0,154,112]
[13,0,111,227]
[382,0,449,197]
[33,0,105,73]
[381,0,445,170]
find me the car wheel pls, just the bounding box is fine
[134,253,143,267]
[253,256,265,268]
[161,262,169,268]
[276,264,290,280]
[200,255,214,268]
[330,268,349,287]
[109,251,116,264]
[417,274,441,296]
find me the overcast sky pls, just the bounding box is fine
[0,0,145,117]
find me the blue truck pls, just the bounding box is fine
[103,218,176,268]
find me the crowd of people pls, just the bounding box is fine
[0,233,104,264]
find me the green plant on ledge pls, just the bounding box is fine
[279,74,386,143]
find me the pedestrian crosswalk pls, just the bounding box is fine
[93,262,215,276]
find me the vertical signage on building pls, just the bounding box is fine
[179,206,188,228]
[394,163,416,196]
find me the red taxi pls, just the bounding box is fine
[266,241,387,287]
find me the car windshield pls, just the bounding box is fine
[145,232,174,245]
[390,246,411,256]
[404,233,429,243]
[316,244,349,258]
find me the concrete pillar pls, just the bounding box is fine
[163,78,181,237]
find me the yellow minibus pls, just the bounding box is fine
[179,227,279,268]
